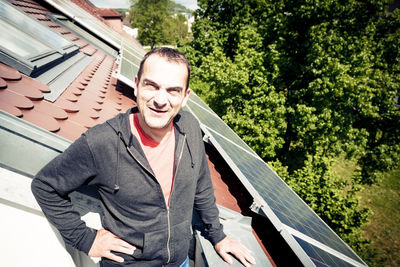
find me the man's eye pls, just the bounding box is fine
[144,82,156,89]
[168,88,181,95]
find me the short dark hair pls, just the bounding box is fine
[136,47,191,90]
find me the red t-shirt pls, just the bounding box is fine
[131,113,175,206]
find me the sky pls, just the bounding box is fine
[90,0,199,10]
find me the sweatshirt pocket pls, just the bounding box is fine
[133,227,167,260]
[133,220,191,261]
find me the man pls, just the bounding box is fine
[31,47,256,267]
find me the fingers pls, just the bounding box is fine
[235,251,256,267]
[218,249,233,264]
[215,236,256,266]
[230,247,255,267]
[89,228,136,262]
[112,239,136,255]
[104,250,125,263]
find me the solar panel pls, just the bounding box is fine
[185,92,367,267]
[118,57,138,88]
[115,41,145,88]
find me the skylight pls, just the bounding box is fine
[0,0,79,76]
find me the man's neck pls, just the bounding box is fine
[134,113,173,143]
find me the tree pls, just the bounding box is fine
[181,0,400,263]
[129,0,189,48]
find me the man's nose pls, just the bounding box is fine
[153,89,167,108]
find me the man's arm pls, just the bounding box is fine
[31,134,98,254]
[194,140,255,266]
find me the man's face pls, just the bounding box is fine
[134,54,190,132]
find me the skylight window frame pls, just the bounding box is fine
[0,0,79,76]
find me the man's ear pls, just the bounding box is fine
[181,89,191,108]
[134,76,139,97]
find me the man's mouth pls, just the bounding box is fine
[149,107,167,114]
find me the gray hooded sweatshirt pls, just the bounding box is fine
[31,107,225,266]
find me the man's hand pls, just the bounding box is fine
[88,228,136,263]
[215,236,256,266]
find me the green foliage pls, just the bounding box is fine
[129,0,190,47]
[183,0,400,263]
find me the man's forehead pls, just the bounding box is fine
[140,55,188,85]
[142,54,186,69]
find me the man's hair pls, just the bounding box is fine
[136,47,191,90]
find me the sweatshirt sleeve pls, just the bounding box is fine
[193,139,226,246]
[31,134,98,254]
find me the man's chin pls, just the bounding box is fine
[145,120,171,130]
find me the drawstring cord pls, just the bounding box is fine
[186,138,195,169]
[114,131,122,192]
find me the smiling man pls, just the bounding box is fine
[32,47,256,267]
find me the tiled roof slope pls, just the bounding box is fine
[0,0,135,141]
[97,8,123,19]
[70,0,104,22]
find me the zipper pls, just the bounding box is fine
[166,134,186,264]
[166,206,171,264]
[125,132,186,265]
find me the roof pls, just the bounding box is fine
[0,0,367,266]
[96,8,123,19]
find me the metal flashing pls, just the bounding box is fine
[0,110,70,176]
[37,52,93,102]
[193,205,274,267]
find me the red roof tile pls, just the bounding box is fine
[0,78,6,89]
[54,98,80,113]
[22,108,60,132]
[56,119,88,140]
[26,77,51,93]
[6,79,44,101]
[0,89,33,109]
[81,45,98,56]
[0,63,22,81]
[0,100,22,117]
[32,100,68,120]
